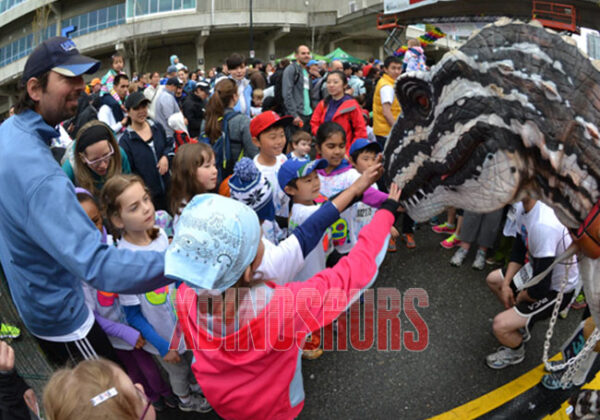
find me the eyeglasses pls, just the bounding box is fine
[135,386,152,420]
[82,144,114,167]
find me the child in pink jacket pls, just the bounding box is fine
[166,178,401,419]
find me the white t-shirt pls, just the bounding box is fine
[254,235,304,285]
[118,229,185,355]
[380,85,395,105]
[514,201,578,293]
[253,154,289,244]
[318,168,363,254]
[289,203,329,282]
[350,183,378,245]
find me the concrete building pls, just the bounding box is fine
[0,0,392,112]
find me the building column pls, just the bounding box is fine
[378,45,384,60]
[195,29,210,71]
[266,25,290,62]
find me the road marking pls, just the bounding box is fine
[429,354,563,419]
[543,366,600,420]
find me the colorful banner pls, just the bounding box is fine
[394,25,446,59]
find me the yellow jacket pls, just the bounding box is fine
[373,73,402,137]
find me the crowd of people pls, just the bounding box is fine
[0,35,587,420]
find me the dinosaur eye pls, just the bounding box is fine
[415,93,430,110]
[396,77,433,120]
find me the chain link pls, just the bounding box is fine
[542,254,600,388]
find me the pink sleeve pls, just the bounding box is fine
[285,209,394,334]
[362,187,388,208]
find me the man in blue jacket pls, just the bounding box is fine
[0,37,170,366]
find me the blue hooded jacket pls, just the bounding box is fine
[0,110,169,337]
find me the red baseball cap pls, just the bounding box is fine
[250,111,294,138]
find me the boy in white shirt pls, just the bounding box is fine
[348,138,400,251]
[250,111,292,243]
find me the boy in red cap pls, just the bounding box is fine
[250,111,294,244]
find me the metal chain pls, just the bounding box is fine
[542,263,570,371]
[560,328,600,388]
[541,253,600,388]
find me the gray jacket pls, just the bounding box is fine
[154,90,180,138]
[282,62,306,118]
[224,108,258,159]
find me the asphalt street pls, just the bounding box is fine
[159,220,584,420]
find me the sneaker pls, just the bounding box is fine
[472,249,486,270]
[519,327,531,343]
[571,292,587,310]
[486,345,525,369]
[432,222,456,234]
[163,394,179,409]
[179,395,213,413]
[388,237,397,253]
[450,247,468,267]
[541,371,574,390]
[440,234,460,249]
[152,398,166,412]
[402,233,416,249]
[0,323,21,339]
[302,348,324,360]
[429,216,440,226]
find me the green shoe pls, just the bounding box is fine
[0,323,21,339]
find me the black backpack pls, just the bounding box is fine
[273,64,300,115]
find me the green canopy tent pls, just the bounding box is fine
[325,47,366,64]
[276,52,330,63]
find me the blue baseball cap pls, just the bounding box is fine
[307,59,319,67]
[22,37,100,83]
[277,158,328,192]
[349,138,382,156]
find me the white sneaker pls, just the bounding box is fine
[179,394,213,413]
[450,247,468,267]
[486,345,525,369]
[472,249,486,270]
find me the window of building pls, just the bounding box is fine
[0,24,55,68]
[126,0,196,19]
[62,4,126,38]
[588,32,600,60]
[0,0,27,15]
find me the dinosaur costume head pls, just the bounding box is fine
[384,19,600,233]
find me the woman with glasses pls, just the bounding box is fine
[62,121,131,197]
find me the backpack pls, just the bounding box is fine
[199,111,241,181]
[174,130,197,152]
[273,64,301,115]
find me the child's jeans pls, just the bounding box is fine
[157,350,198,398]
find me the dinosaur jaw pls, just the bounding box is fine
[393,147,523,223]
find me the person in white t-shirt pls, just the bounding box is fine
[485,197,578,369]
[348,138,400,252]
[101,174,212,414]
[250,111,293,243]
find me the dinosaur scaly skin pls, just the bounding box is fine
[384,19,600,230]
[384,19,600,400]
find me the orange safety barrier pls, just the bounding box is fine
[377,13,401,30]
[532,1,578,33]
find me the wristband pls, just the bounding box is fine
[379,199,401,221]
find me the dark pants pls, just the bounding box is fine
[35,320,122,368]
[115,348,172,403]
[375,135,389,192]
